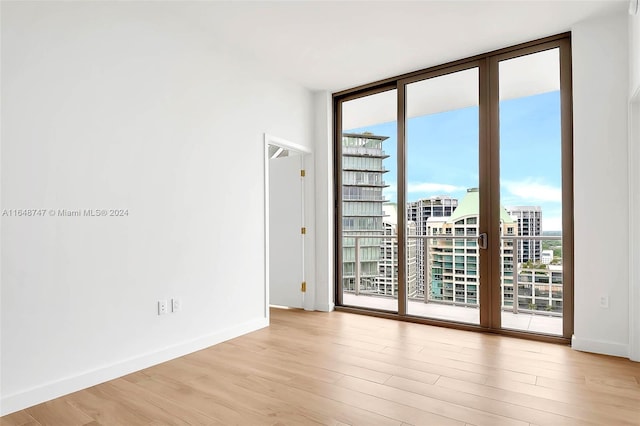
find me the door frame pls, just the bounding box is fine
[486,38,574,339]
[264,134,311,319]
[397,61,484,326]
[333,33,573,344]
[629,88,640,361]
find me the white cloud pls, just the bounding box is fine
[543,216,562,232]
[502,179,561,203]
[407,182,464,194]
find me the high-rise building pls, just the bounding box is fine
[407,196,458,234]
[541,250,554,264]
[506,206,542,263]
[407,196,458,299]
[376,204,418,297]
[341,133,389,293]
[425,188,517,305]
[516,264,563,312]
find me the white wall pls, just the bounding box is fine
[572,13,630,357]
[313,91,334,312]
[629,96,640,362]
[630,9,640,96]
[0,1,313,414]
[629,9,640,362]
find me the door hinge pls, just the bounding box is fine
[301,227,307,235]
[300,169,306,177]
[301,281,307,292]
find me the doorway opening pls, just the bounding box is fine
[264,134,311,317]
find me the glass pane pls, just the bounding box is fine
[405,68,480,325]
[499,48,563,335]
[341,90,398,312]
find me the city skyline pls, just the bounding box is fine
[345,90,562,231]
[340,132,564,322]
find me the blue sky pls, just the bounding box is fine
[345,91,562,231]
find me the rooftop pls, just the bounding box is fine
[343,132,390,141]
[449,188,515,224]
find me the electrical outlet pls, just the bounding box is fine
[599,295,609,309]
[158,300,168,315]
[172,298,181,313]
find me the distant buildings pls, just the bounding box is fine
[376,204,417,297]
[341,133,389,293]
[425,188,516,305]
[407,196,458,298]
[340,133,562,313]
[506,206,542,262]
[517,265,563,312]
[541,249,554,264]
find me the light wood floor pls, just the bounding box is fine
[2,308,640,426]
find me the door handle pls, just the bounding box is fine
[477,233,488,250]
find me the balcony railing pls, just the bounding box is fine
[342,147,388,157]
[502,235,562,315]
[343,195,389,202]
[343,233,563,317]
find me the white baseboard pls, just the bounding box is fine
[631,343,640,362]
[315,302,335,312]
[571,335,630,359]
[0,317,268,416]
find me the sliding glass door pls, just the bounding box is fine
[404,66,481,325]
[337,88,399,313]
[495,43,572,336]
[334,35,573,340]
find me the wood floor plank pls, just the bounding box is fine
[106,378,221,425]
[0,411,41,426]
[220,338,438,387]
[384,375,581,426]
[123,369,274,425]
[240,374,403,426]
[585,375,640,395]
[186,373,331,425]
[210,372,401,426]
[383,345,537,384]
[535,375,640,406]
[482,376,640,424]
[336,375,529,426]
[392,345,588,385]
[285,374,465,426]
[24,398,94,426]
[435,376,602,425]
[208,339,394,385]
[3,308,639,425]
[330,343,489,384]
[191,344,346,384]
[64,384,154,425]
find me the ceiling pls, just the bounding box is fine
[159,0,625,92]
[342,46,561,129]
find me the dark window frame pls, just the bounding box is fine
[333,33,573,344]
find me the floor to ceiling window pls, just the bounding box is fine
[339,89,398,312]
[404,66,480,326]
[334,34,573,342]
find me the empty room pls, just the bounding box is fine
[2,0,640,424]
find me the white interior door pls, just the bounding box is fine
[269,153,303,308]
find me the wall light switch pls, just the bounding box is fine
[599,296,609,309]
[172,298,181,312]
